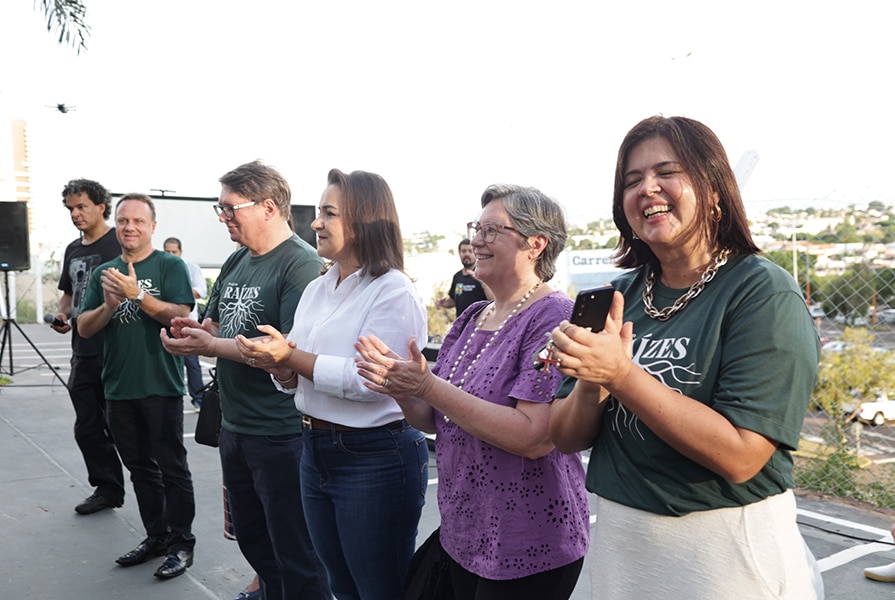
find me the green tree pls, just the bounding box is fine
[824,264,877,318]
[813,328,895,441]
[427,281,453,341]
[35,0,90,54]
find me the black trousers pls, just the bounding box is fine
[448,554,584,600]
[107,395,196,551]
[68,354,125,503]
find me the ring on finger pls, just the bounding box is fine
[248,357,256,366]
[383,377,390,387]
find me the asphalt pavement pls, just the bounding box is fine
[2,322,895,599]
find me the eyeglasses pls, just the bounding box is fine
[467,221,519,243]
[214,200,258,220]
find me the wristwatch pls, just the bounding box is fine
[132,288,146,306]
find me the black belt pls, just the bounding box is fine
[301,415,405,432]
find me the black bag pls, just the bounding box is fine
[194,368,221,447]
[404,527,452,600]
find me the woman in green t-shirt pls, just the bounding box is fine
[547,116,823,599]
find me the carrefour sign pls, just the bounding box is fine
[567,250,619,273]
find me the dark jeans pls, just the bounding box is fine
[184,354,204,400]
[107,396,195,551]
[301,420,428,600]
[219,428,330,600]
[448,555,584,600]
[68,354,124,503]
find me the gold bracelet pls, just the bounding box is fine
[273,371,296,383]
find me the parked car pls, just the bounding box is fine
[844,392,895,426]
[822,340,848,353]
[808,304,826,319]
[832,313,869,326]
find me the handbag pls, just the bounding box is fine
[404,527,452,600]
[194,367,221,447]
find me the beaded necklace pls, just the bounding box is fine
[446,280,542,391]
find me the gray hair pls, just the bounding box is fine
[480,184,568,282]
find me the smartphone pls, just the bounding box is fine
[531,284,615,372]
[570,284,614,331]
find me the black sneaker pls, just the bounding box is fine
[74,493,122,515]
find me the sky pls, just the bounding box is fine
[1,0,893,254]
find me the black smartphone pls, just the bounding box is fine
[531,284,614,372]
[570,284,614,331]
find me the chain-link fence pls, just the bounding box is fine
[753,203,895,508]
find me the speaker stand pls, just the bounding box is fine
[0,270,68,388]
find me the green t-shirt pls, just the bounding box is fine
[556,254,820,516]
[81,250,195,400]
[206,235,323,436]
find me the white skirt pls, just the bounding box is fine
[589,490,823,599]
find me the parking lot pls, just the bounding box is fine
[2,323,895,598]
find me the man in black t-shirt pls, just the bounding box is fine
[51,179,125,516]
[436,238,492,317]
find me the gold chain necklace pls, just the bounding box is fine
[642,248,731,321]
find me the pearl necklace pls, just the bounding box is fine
[442,280,542,423]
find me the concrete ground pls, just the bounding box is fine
[2,322,895,599]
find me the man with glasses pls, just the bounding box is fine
[161,161,330,599]
[435,237,492,318]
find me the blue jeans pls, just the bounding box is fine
[301,420,429,600]
[107,396,195,551]
[219,428,330,600]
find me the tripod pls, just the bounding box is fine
[0,269,68,387]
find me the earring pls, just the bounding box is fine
[631,233,640,240]
[711,204,722,222]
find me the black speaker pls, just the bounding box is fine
[290,205,317,248]
[0,202,30,271]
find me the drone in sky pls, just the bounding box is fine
[48,103,76,114]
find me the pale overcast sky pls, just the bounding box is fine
[1,0,892,250]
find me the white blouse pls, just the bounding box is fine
[273,264,427,428]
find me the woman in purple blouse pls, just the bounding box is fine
[356,184,589,599]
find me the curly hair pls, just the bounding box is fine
[61,179,111,219]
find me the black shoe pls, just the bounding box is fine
[74,493,122,515]
[115,538,168,567]
[154,550,194,579]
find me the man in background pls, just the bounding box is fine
[163,236,207,410]
[435,238,492,317]
[79,194,197,580]
[51,178,126,515]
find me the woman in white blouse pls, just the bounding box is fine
[235,168,428,600]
